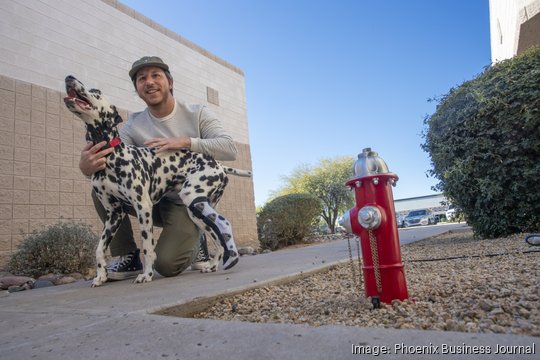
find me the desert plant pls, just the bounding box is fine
[422,46,540,238]
[6,221,99,278]
[258,193,322,250]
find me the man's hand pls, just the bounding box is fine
[79,141,114,176]
[144,137,191,153]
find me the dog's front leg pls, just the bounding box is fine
[92,233,109,287]
[92,208,125,287]
[134,203,156,284]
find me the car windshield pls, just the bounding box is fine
[408,210,427,216]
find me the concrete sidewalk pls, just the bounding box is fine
[0,224,537,359]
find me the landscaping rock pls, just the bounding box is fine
[67,272,85,280]
[7,282,33,293]
[0,276,35,290]
[194,230,540,337]
[38,273,61,283]
[53,276,77,286]
[238,247,255,255]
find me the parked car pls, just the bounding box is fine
[446,205,461,222]
[395,213,406,228]
[446,207,456,221]
[404,209,436,227]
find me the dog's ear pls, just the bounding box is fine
[114,114,123,125]
[110,105,123,125]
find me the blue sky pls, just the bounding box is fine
[121,0,492,206]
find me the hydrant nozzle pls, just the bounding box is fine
[358,206,381,230]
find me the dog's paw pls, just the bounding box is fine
[134,273,153,283]
[91,269,108,287]
[91,276,106,287]
[200,264,217,273]
[200,257,218,273]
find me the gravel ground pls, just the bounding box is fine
[194,229,540,337]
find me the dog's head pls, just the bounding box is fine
[64,75,122,128]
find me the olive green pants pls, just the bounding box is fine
[92,191,199,277]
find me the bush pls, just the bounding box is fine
[257,193,322,250]
[422,46,540,238]
[6,221,99,278]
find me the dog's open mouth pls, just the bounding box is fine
[64,88,92,110]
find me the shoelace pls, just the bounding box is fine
[106,254,133,271]
[194,247,210,262]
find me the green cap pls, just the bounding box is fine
[129,56,169,80]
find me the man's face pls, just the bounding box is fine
[134,66,172,106]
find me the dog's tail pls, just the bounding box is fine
[224,167,252,177]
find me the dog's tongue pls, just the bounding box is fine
[63,96,91,109]
[64,88,77,103]
[64,88,91,107]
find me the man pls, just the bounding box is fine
[79,56,237,279]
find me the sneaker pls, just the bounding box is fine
[106,249,143,280]
[191,235,211,271]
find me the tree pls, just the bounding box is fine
[422,46,540,238]
[273,156,355,233]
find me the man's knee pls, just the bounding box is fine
[154,250,194,277]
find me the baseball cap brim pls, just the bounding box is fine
[129,56,169,80]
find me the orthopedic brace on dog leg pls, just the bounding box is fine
[188,198,239,269]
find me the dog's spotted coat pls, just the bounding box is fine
[63,75,251,287]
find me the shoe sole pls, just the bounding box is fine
[107,270,143,281]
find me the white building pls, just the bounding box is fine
[0,0,258,263]
[489,0,540,62]
[394,194,448,219]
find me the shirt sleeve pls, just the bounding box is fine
[190,106,238,161]
[119,115,135,146]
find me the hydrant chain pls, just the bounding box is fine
[356,236,363,288]
[368,229,382,293]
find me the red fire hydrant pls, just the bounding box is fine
[339,148,408,308]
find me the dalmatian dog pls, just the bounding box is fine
[63,75,251,287]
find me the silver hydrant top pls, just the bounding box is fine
[353,147,391,178]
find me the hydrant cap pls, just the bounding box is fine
[353,147,390,178]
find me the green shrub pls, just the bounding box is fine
[6,221,99,278]
[422,46,540,238]
[258,193,322,250]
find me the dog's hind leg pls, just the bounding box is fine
[182,195,239,271]
[133,201,157,283]
[92,206,126,287]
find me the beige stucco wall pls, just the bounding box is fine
[0,0,258,264]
